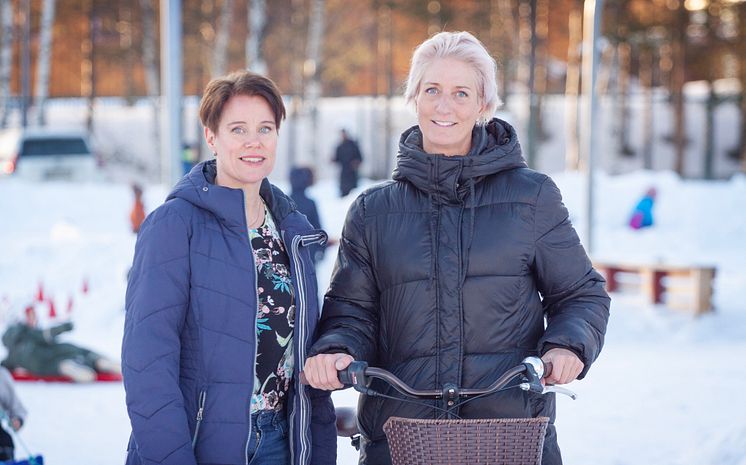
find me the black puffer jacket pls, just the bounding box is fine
[310,118,610,465]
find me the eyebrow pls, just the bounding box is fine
[226,120,276,126]
[423,81,473,90]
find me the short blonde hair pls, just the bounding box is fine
[404,31,501,124]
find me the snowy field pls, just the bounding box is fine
[1,168,745,465]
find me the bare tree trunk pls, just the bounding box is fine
[519,0,537,167]
[703,80,715,179]
[564,3,582,170]
[492,0,516,107]
[615,41,634,156]
[212,0,233,77]
[534,0,549,143]
[427,0,442,35]
[140,0,159,98]
[119,3,136,102]
[0,0,13,128]
[20,0,30,127]
[671,5,688,175]
[140,0,159,159]
[641,47,654,170]
[383,1,394,178]
[741,83,746,171]
[246,0,266,74]
[516,0,531,93]
[305,0,325,164]
[286,0,305,167]
[34,0,56,126]
[738,3,746,172]
[83,0,96,132]
[371,0,394,179]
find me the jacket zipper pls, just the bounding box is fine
[192,390,207,449]
[288,231,326,465]
[245,232,261,465]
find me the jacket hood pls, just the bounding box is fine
[392,118,527,204]
[167,159,298,236]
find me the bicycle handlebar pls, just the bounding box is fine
[299,356,576,400]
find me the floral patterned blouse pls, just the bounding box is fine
[249,205,295,413]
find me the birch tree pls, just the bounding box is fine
[246,0,267,75]
[35,0,56,126]
[212,0,233,77]
[491,0,516,107]
[140,0,159,153]
[737,3,746,173]
[564,1,582,170]
[140,0,159,98]
[670,3,688,175]
[305,0,325,163]
[0,0,13,128]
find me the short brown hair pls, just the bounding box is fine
[199,70,286,133]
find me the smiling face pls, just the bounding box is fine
[415,57,485,157]
[205,94,278,191]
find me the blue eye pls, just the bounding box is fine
[424,87,438,95]
[456,90,468,98]
[231,126,246,135]
[259,126,274,134]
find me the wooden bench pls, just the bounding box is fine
[592,261,716,315]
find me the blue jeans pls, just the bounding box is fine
[246,409,290,465]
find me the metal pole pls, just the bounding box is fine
[581,0,603,255]
[160,0,183,187]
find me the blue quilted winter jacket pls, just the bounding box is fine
[122,160,336,465]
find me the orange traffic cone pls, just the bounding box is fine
[37,282,45,302]
[82,277,89,295]
[67,295,74,314]
[48,298,57,319]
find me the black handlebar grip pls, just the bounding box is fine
[338,367,354,386]
[338,360,368,387]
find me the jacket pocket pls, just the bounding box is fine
[191,389,207,449]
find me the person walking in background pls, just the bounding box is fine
[129,183,146,234]
[122,70,336,465]
[628,186,657,230]
[333,128,363,197]
[303,31,610,465]
[0,365,26,462]
[289,166,326,264]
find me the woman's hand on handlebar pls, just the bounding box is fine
[303,353,355,390]
[541,348,584,385]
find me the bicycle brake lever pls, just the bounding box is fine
[519,382,578,400]
[542,385,577,400]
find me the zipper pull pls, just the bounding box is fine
[196,391,206,421]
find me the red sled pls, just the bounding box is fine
[9,368,122,382]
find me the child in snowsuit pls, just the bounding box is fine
[129,184,146,234]
[629,187,657,230]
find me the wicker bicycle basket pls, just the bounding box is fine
[382,416,549,465]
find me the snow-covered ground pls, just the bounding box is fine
[1,169,745,465]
